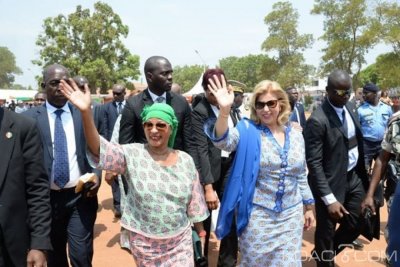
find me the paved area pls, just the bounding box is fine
[93,179,390,266]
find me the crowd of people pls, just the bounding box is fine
[1,55,399,267]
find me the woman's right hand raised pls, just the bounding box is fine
[207,74,234,113]
[60,79,91,112]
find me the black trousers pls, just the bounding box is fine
[313,171,366,267]
[47,188,98,267]
[203,156,238,267]
[0,226,13,267]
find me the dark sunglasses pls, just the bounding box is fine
[113,92,124,96]
[143,122,168,130]
[255,99,279,110]
[335,89,351,97]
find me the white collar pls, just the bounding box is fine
[148,89,167,103]
[46,101,70,114]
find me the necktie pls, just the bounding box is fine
[155,96,165,103]
[53,109,70,188]
[117,102,123,114]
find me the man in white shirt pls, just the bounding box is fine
[23,64,100,267]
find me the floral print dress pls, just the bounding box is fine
[89,137,209,266]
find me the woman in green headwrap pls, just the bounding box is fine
[59,80,209,267]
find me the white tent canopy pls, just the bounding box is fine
[0,89,38,101]
[183,72,204,96]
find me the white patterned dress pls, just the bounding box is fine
[213,125,314,267]
[89,137,209,266]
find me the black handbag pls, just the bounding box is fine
[360,207,380,241]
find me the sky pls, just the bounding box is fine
[0,0,391,88]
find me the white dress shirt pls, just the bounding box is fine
[46,101,82,190]
[322,100,359,205]
[148,90,167,104]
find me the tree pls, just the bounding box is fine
[33,2,140,92]
[172,65,204,93]
[375,52,400,89]
[0,46,22,88]
[359,63,379,85]
[377,1,400,54]
[261,1,314,88]
[311,0,379,77]
[219,54,279,90]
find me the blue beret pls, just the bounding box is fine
[363,83,379,93]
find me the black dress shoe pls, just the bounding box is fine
[114,210,122,218]
[352,239,364,250]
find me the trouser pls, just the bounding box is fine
[363,139,383,171]
[216,156,238,267]
[112,178,121,213]
[48,188,98,267]
[0,226,12,267]
[313,171,366,267]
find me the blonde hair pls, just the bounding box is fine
[250,80,291,126]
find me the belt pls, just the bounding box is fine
[348,136,358,149]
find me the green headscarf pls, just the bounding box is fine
[140,103,179,148]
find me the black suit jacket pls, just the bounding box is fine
[192,98,221,185]
[304,99,369,202]
[191,98,238,185]
[23,103,92,180]
[103,101,119,141]
[0,109,52,265]
[119,89,197,163]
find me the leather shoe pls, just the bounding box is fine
[352,239,364,250]
[114,209,122,218]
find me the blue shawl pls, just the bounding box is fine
[205,118,261,240]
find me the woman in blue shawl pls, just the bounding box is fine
[204,76,315,266]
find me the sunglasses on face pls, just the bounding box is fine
[113,92,124,96]
[334,89,351,97]
[255,99,279,110]
[143,121,168,131]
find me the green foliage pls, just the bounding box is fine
[0,46,22,88]
[312,0,379,76]
[219,54,278,90]
[261,1,314,88]
[33,2,140,93]
[359,52,400,89]
[359,63,379,85]
[377,1,400,54]
[304,94,314,109]
[375,52,400,89]
[172,65,204,93]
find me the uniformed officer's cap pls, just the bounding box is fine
[228,80,246,94]
[363,83,379,93]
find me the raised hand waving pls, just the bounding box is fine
[207,74,234,114]
[59,79,91,111]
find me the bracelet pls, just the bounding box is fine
[197,230,206,238]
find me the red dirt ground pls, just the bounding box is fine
[93,181,390,267]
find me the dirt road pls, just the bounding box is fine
[93,182,389,267]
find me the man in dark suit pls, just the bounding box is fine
[119,55,196,159]
[23,64,99,267]
[286,86,307,129]
[304,70,369,267]
[0,107,52,267]
[192,69,241,266]
[102,84,126,217]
